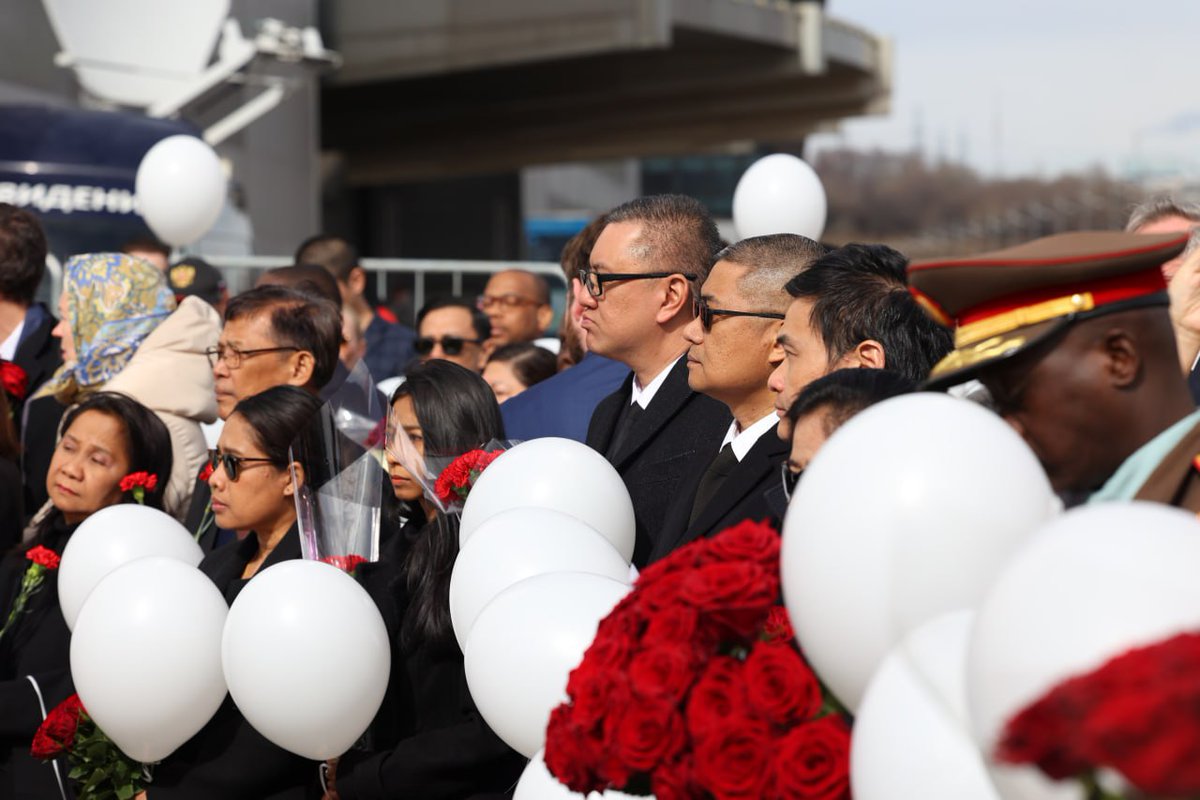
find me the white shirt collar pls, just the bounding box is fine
[0,316,24,362]
[630,357,679,410]
[720,412,780,462]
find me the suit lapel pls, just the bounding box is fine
[587,373,633,456]
[688,430,787,538]
[611,358,690,468]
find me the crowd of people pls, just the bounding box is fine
[0,188,1198,797]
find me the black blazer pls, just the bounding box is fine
[586,358,730,567]
[20,395,66,522]
[0,515,78,800]
[149,526,319,800]
[11,305,62,429]
[648,427,788,563]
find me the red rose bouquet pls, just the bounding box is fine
[433,448,505,508]
[0,546,60,641]
[997,631,1200,799]
[319,554,369,575]
[544,519,850,800]
[32,693,148,800]
[119,471,158,505]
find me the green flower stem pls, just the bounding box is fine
[0,563,46,641]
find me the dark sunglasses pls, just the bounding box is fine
[209,450,277,482]
[693,296,785,331]
[414,335,483,356]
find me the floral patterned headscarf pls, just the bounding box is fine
[35,253,176,403]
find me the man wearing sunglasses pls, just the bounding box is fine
[647,234,825,562]
[184,284,342,550]
[583,194,731,567]
[415,296,491,372]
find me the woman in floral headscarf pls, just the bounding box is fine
[24,253,220,522]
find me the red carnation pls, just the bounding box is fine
[198,462,214,483]
[769,716,852,800]
[119,471,158,492]
[744,641,823,726]
[433,449,504,505]
[25,545,60,570]
[0,360,27,401]
[318,554,369,574]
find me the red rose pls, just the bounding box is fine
[628,643,700,704]
[545,704,606,794]
[705,519,781,567]
[1082,682,1200,794]
[613,698,685,773]
[636,539,705,588]
[769,716,851,800]
[651,754,698,800]
[0,361,27,401]
[685,656,747,744]
[681,561,778,638]
[639,571,692,615]
[744,641,823,726]
[643,603,700,646]
[693,716,772,800]
[566,667,632,732]
[996,689,1088,780]
[30,693,84,761]
[25,545,60,570]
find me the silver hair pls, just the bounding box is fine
[1125,196,1200,233]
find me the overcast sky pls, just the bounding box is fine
[807,0,1200,179]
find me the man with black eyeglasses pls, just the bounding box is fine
[582,194,730,567]
[646,234,825,562]
[185,284,342,550]
[478,269,556,352]
[414,296,491,372]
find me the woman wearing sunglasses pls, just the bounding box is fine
[149,384,323,799]
[0,392,172,798]
[326,359,524,800]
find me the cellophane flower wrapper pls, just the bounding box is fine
[291,360,384,571]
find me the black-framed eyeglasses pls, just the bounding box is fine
[693,296,785,331]
[578,267,697,299]
[205,344,300,370]
[209,450,277,482]
[414,335,484,356]
[781,461,801,503]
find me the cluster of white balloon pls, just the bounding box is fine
[134,135,228,248]
[779,392,1200,800]
[448,438,642,800]
[64,504,389,765]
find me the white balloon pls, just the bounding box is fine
[465,572,629,757]
[135,134,226,246]
[59,504,203,631]
[968,502,1200,798]
[782,393,1056,711]
[515,750,649,800]
[222,560,390,760]
[450,508,631,650]
[732,153,827,241]
[460,438,635,562]
[70,557,228,763]
[852,611,1001,800]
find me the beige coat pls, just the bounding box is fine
[107,296,220,520]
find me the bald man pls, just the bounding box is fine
[478,269,554,349]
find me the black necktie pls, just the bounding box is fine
[608,401,644,459]
[689,443,737,527]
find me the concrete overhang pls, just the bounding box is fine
[322,0,891,184]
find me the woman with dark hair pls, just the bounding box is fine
[482,342,557,404]
[148,384,323,799]
[329,359,523,800]
[0,391,172,798]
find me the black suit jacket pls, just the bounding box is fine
[648,426,788,563]
[11,304,62,426]
[586,358,730,567]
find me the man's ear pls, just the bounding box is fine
[536,303,554,334]
[347,267,367,297]
[288,350,317,387]
[838,339,886,369]
[655,275,693,325]
[1103,328,1141,388]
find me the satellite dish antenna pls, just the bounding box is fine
[41,0,229,108]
